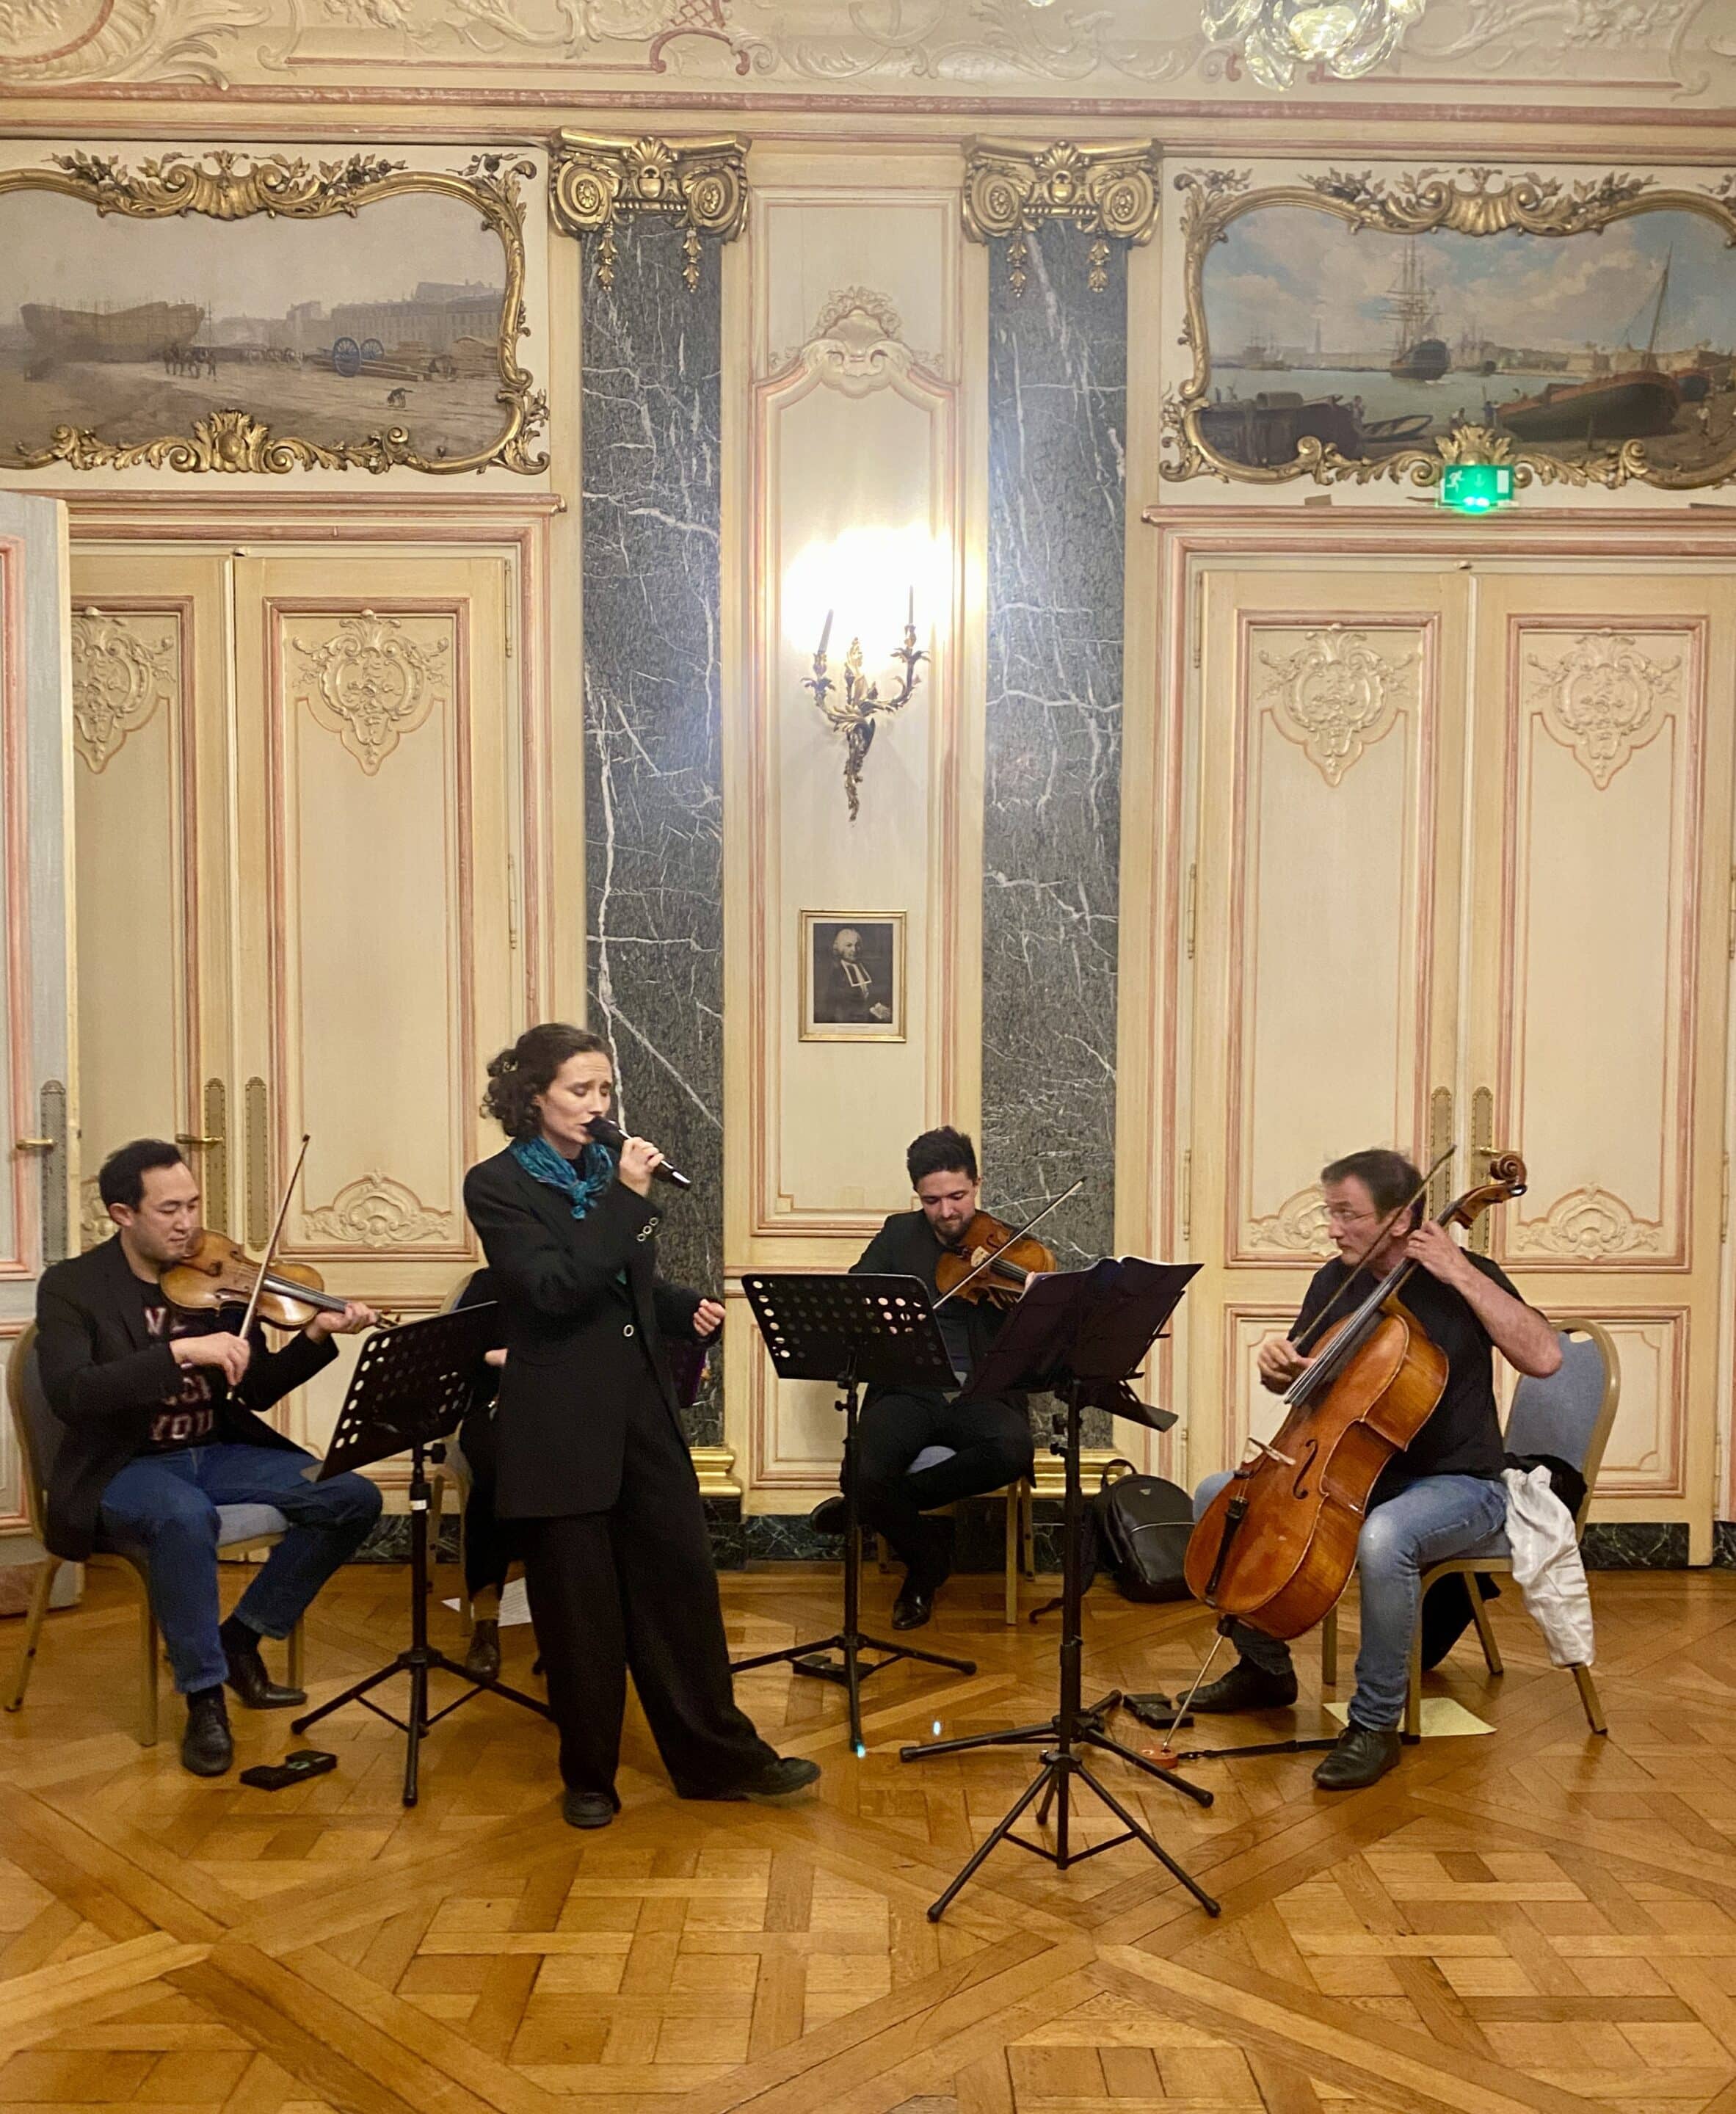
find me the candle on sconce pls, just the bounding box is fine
[907,585,915,634]
[818,608,833,658]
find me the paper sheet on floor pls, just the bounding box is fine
[1326,1698,1494,1737]
[440,1576,532,1625]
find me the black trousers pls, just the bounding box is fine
[516,1390,777,1802]
[849,1387,1034,1572]
[457,1402,514,1601]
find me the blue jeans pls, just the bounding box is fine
[1192,1469,1508,1731]
[98,1444,382,1695]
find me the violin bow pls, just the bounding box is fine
[931,1177,1085,1310]
[237,1133,312,1344]
[1289,1143,1456,1357]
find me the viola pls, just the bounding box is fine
[160,1229,366,1334]
[933,1210,1058,1309]
[1183,1153,1528,1643]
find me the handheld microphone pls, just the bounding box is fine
[586,1114,693,1192]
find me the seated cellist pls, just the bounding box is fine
[1191,1148,1561,1791]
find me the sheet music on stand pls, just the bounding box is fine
[316,1302,498,1482]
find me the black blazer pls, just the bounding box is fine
[34,1235,338,1561]
[461,1147,703,1519]
[851,1210,1022,1405]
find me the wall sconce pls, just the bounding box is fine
[803,592,926,823]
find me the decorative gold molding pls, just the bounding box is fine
[962,139,1159,295]
[1257,624,1417,786]
[288,609,451,776]
[550,132,748,292]
[304,1171,454,1249]
[1525,628,1680,789]
[689,1445,741,1499]
[70,606,178,771]
[1245,1184,1332,1255]
[4,150,547,478]
[1509,1185,1663,1260]
[1163,165,1736,491]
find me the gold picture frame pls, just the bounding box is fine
[0,149,548,476]
[1163,166,1736,493]
[799,912,907,1044]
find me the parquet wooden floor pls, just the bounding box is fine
[1,1558,1734,2114]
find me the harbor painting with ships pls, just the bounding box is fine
[1196,200,1735,476]
[0,185,512,468]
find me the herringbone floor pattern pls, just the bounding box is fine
[1,1559,1734,2113]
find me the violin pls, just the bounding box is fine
[159,1230,369,1334]
[933,1210,1058,1309]
[1183,1153,1528,1643]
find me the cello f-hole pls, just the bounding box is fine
[1290,1437,1318,1503]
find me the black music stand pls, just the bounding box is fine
[291,1304,551,1806]
[730,1274,978,1753]
[899,1259,1221,1923]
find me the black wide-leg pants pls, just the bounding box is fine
[516,1388,777,1802]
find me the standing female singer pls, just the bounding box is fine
[462,1023,820,1829]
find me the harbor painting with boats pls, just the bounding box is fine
[1193,195,1735,480]
[0,182,515,471]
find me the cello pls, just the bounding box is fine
[1183,1153,1528,1643]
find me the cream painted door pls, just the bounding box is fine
[68,551,234,1248]
[1464,568,1736,1561]
[231,556,517,1453]
[1180,565,1470,1482]
[0,493,76,1531]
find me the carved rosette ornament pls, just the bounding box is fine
[1257,625,1417,785]
[962,139,1158,295]
[70,607,178,771]
[1525,629,1679,788]
[3,150,547,477]
[304,1172,453,1249]
[551,131,748,292]
[1161,164,1736,492]
[1508,1185,1663,1261]
[288,611,451,775]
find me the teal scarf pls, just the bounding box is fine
[511,1134,617,1219]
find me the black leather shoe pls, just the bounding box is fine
[181,1690,233,1776]
[807,1494,849,1538]
[1190,1658,1299,1714]
[703,1755,821,1803]
[892,1577,937,1629]
[464,1619,501,1682]
[220,1618,306,1710]
[562,1789,617,1829]
[1312,1723,1402,1791]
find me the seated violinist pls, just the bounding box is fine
[1190,1147,1561,1791]
[809,1128,1035,1630]
[34,1139,381,1777]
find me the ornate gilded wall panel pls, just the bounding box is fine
[0,150,547,478]
[1224,606,1441,1265]
[1163,164,1736,493]
[1497,614,1703,1270]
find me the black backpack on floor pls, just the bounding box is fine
[1034,1459,1195,1616]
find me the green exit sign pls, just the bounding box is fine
[1439,462,1514,513]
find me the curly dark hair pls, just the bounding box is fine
[482,1023,612,1139]
[907,1126,978,1188]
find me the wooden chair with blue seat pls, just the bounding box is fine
[1320,1316,1619,1739]
[4,1321,304,1746]
[871,1444,1035,1625]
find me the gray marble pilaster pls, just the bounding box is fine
[983,228,1129,1440]
[581,219,724,1447]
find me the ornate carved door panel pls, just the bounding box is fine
[68,552,233,1248]
[0,494,76,1532]
[1181,565,1469,1480]
[232,556,516,1451]
[1466,570,1736,1559]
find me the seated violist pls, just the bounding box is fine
[1190,1147,1560,1791]
[809,1128,1035,1630]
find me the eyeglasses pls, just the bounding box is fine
[1323,1205,1377,1227]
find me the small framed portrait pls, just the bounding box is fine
[800,912,906,1042]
